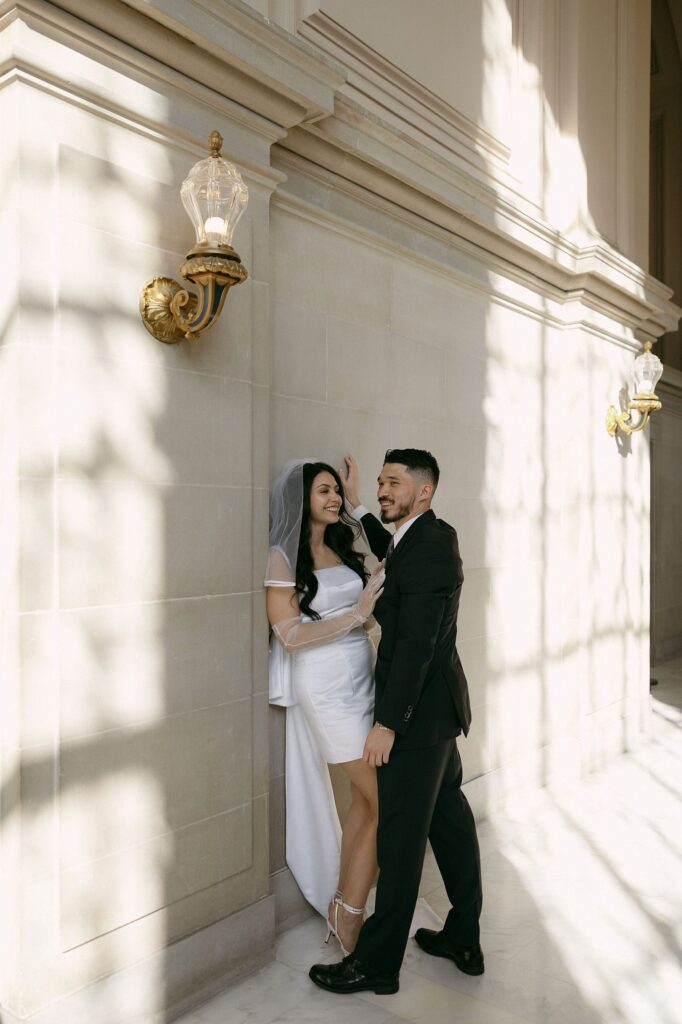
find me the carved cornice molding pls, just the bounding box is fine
[117,0,346,123]
[272,163,657,352]
[297,11,511,184]
[0,0,346,130]
[2,0,679,345]
[276,99,680,344]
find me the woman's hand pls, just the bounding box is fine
[340,453,362,509]
[357,563,385,620]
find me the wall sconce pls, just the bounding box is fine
[606,341,663,436]
[140,131,249,344]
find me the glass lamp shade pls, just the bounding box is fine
[632,343,663,396]
[180,152,248,249]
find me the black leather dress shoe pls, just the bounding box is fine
[309,954,399,995]
[414,928,485,976]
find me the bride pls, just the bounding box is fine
[266,459,384,955]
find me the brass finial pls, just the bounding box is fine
[208,131,223,157]
[643,340,653,352]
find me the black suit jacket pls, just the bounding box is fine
[361,509,472,749]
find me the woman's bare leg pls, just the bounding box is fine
[332,759,379,952]
[328,782,368,922]
[339,781,370,891]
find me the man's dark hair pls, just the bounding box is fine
[384,448,440,489]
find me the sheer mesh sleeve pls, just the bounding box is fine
[272,609,366,653]
[265,547,295,588]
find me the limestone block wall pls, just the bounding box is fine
[267,167,654,822]
[0,73,270,1024]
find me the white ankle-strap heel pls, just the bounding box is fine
[325,897,365,956]
[325,890,343,943]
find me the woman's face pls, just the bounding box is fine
[308,471,342,527]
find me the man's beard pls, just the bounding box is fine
[380,499,414,523]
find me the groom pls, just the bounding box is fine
[309,449,483,995]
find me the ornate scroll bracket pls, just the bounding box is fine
[139,248,248,345]
[606,394,662,436]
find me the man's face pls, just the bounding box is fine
[377,463,422,523]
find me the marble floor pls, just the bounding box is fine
[179,658,682,1024]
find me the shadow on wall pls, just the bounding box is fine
[476,0,651,815]
[1,100,260,1023]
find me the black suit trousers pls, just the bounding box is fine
[354,737,482,973]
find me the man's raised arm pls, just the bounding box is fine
[340,453,392,560]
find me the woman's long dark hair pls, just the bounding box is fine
[296,462,367,619]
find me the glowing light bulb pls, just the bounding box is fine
[204,216,226,239]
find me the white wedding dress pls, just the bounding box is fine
[269,564,374,916]
[293,566,375,762]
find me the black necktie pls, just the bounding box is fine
[385,536,395,565]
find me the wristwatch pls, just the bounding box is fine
[376,723,392,732]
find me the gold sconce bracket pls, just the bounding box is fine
[606,395,662,437]
[139,276,196,345]
[140,249,247,345]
